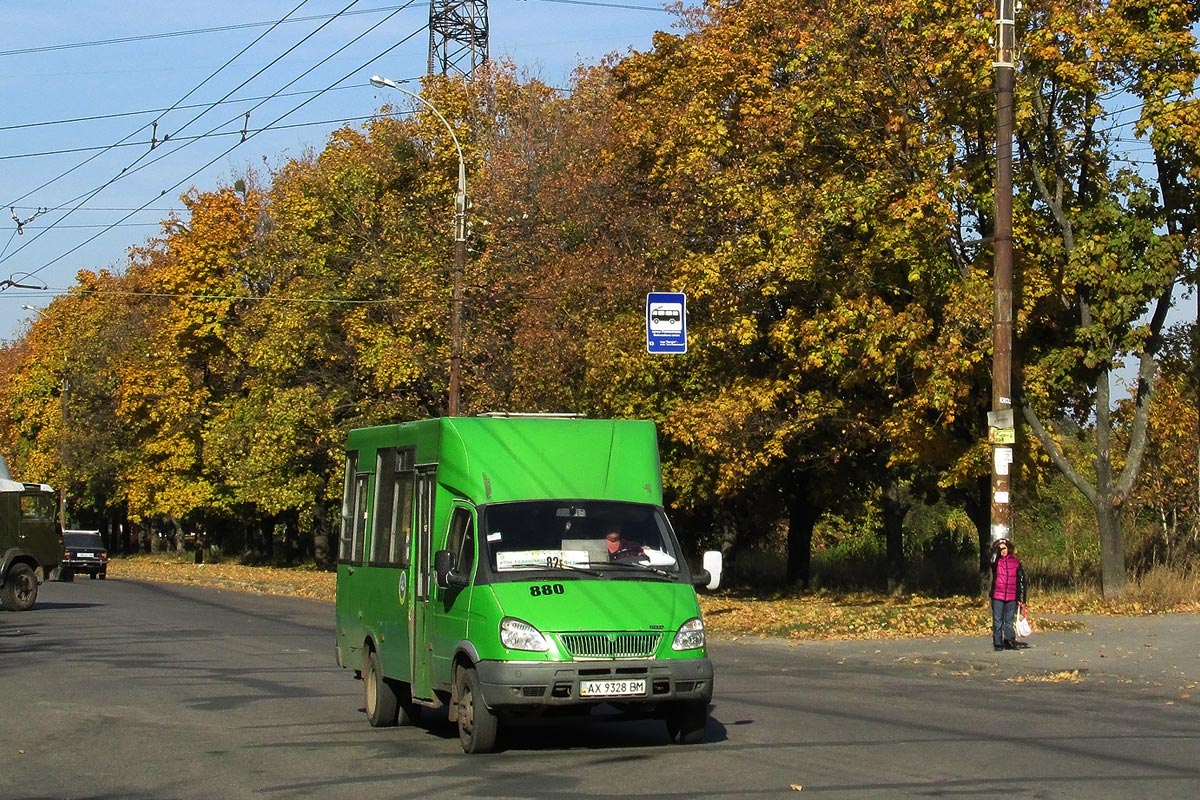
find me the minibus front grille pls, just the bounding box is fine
[559,632,662,659]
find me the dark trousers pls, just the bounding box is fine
[991,598,1016,647]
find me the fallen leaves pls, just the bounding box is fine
[103,556,1174,642]
[1006,670,1083,684]
[108,556,335,602]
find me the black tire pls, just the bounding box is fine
[1,563,39,611]
[389,679,420,726]
[363,648,398,727]
[665,700,708,745]
[99,572,107,580]
[89,572,98,580]
[58,568,75,583]
[456,666,498,754]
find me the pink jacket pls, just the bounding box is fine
[990,554,1024,602]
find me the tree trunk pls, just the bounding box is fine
[882,478,908,594]
[313,501,332,571]
[786,481,817,588]
[1096,497,1127,597]
[968,474,991,573]
[718,509,739,586]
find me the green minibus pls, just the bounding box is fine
[334,415,722,753]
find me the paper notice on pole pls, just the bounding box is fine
[994,491,1010,504]
[994,447,1013,475]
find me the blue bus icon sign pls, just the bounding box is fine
[647,292,686,354]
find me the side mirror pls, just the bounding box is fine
[433,549,455,589]
[434,549,469,589]
[701,550,722,590]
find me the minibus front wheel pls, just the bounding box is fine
[363,648,399,727]
[456,666,498,754]
[665,700,708,745]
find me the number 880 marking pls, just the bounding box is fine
[529,584,565,597]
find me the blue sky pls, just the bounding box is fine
[0,0,684,342]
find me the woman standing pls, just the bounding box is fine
[989,538,1027,650]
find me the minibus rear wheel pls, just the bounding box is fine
[363,648,399,727]
[456,666,498,753]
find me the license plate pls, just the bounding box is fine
[579,679,646,698]
[78,552,94,558]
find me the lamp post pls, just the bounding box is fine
[22,304,69,526]
[370,74,467,417]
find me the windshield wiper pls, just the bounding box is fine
[601,560,674,578]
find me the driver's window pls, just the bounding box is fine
[445,507,475,582]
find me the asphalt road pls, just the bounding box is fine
[2,578,1197,800]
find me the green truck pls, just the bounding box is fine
[334,415,722,753]
[1,454,62,611]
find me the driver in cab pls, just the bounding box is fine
[604,523,645,561]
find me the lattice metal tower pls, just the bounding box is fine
[428,0,489,78]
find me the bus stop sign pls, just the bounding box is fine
[646,292,686,354]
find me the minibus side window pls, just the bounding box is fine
[338,453,357,562]
[371,448,414,566]
[446,507,475,582]
[338,451,370,565]
[372,450,394,563]
[392,466,414,567]
[351,476,369,562]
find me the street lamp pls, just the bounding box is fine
[21,304,69,526]
[370,74,468,417]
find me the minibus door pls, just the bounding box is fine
[410,467,436,703]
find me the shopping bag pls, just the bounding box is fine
[1014,605,1033,640]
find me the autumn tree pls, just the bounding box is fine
[544,0,1005,586]
[1012,0,1200,596]
[109,187,262,544]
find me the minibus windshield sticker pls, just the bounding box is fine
[496,549,591,571]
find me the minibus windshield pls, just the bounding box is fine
[479,500,682,580]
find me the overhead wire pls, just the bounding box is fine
[0,4,426,58]
[0,0,667,60]
[40,1,423,212]
[2,0,322,229]
[2,113,385,162]
[8,5,428,284]
[1,0,360,268]
[0,85,363,134]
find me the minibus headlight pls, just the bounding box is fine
[672,617,706,651]
[500,617,550,652]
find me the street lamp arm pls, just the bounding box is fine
[370,75,467,233]
[370,73,468,416]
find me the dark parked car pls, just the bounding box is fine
[59,530,108,580]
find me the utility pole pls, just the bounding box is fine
[449,148,467,416]
[428,0,489,78]
[989,1,1017,543]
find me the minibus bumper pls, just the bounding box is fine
[474,656,714,708]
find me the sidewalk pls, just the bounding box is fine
[750,612,1200,692]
